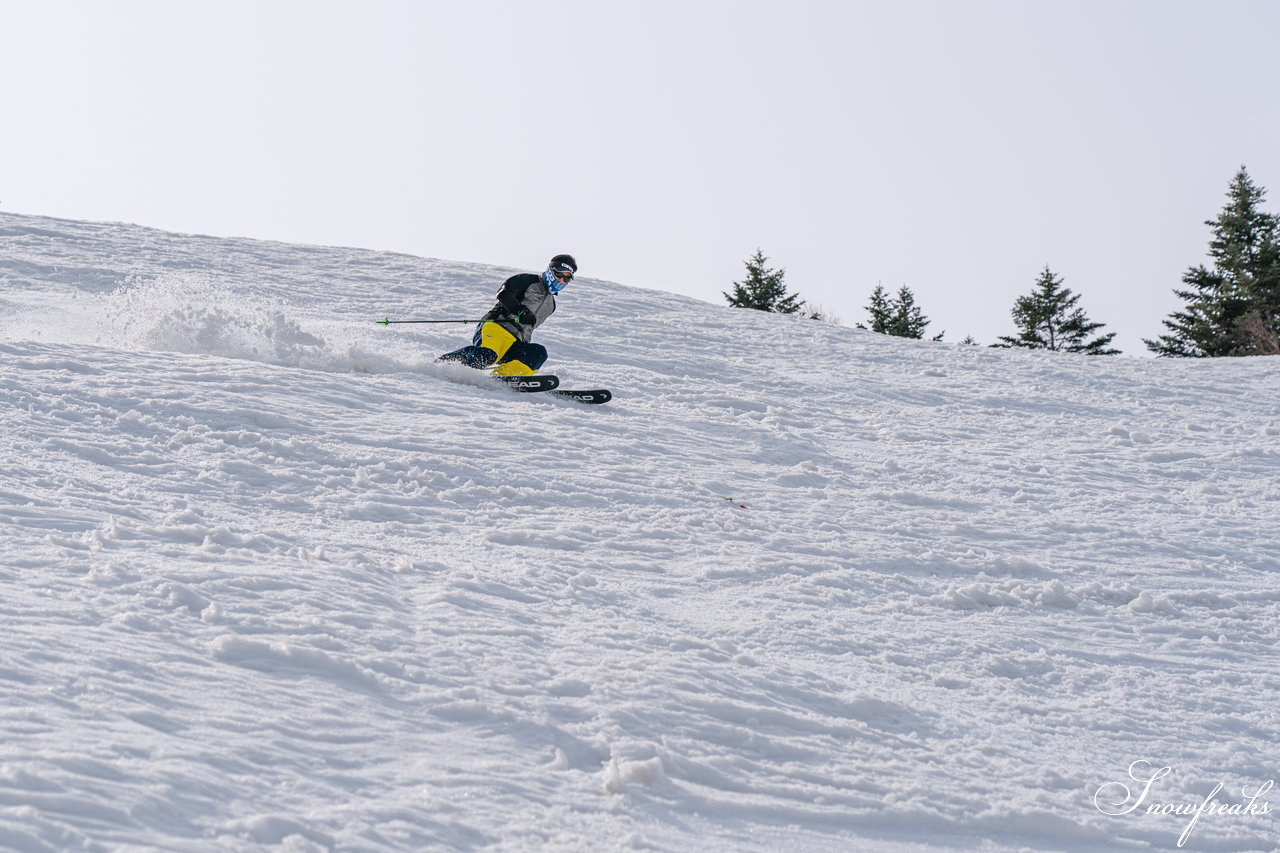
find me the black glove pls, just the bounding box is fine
[512,307,536,327]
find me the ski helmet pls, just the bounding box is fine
[545,254,577,294]
[549,254,577,277]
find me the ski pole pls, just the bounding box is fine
[374,318,483,326]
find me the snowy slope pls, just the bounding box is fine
[1,212,1278,853]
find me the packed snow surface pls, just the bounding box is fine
[1,213,1278,852]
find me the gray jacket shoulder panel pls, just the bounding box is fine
[485,272,556,342]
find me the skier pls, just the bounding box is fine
[438,254,577,376]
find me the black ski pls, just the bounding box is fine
[489,374,610,403]
[550,389,612,405]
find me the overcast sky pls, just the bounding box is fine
[3,0,1278,354]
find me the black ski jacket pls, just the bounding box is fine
[482,273,556,343]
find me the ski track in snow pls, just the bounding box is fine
[1,212,1279,852]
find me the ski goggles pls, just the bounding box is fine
[551,267,574,283]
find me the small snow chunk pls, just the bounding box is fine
[1143,450,1204,463]
[1037,579,1077,608]
[161,582,210,614]
[602,755,667,794]
[840,694,903,722]
[930,579,1078,610]
[201,602,226,624]
[225,815,334,848]
[992,555,1045,576]
[1128,590,1175,613]
[547,678,592,698]
[775,462,830,487]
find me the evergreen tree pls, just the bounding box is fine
[1146,167,1280,357]
[723,249,802,314]
[862,284,940,339]
[864,284,894,333]
[994,266,1120,354]
[887,285,934,339]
